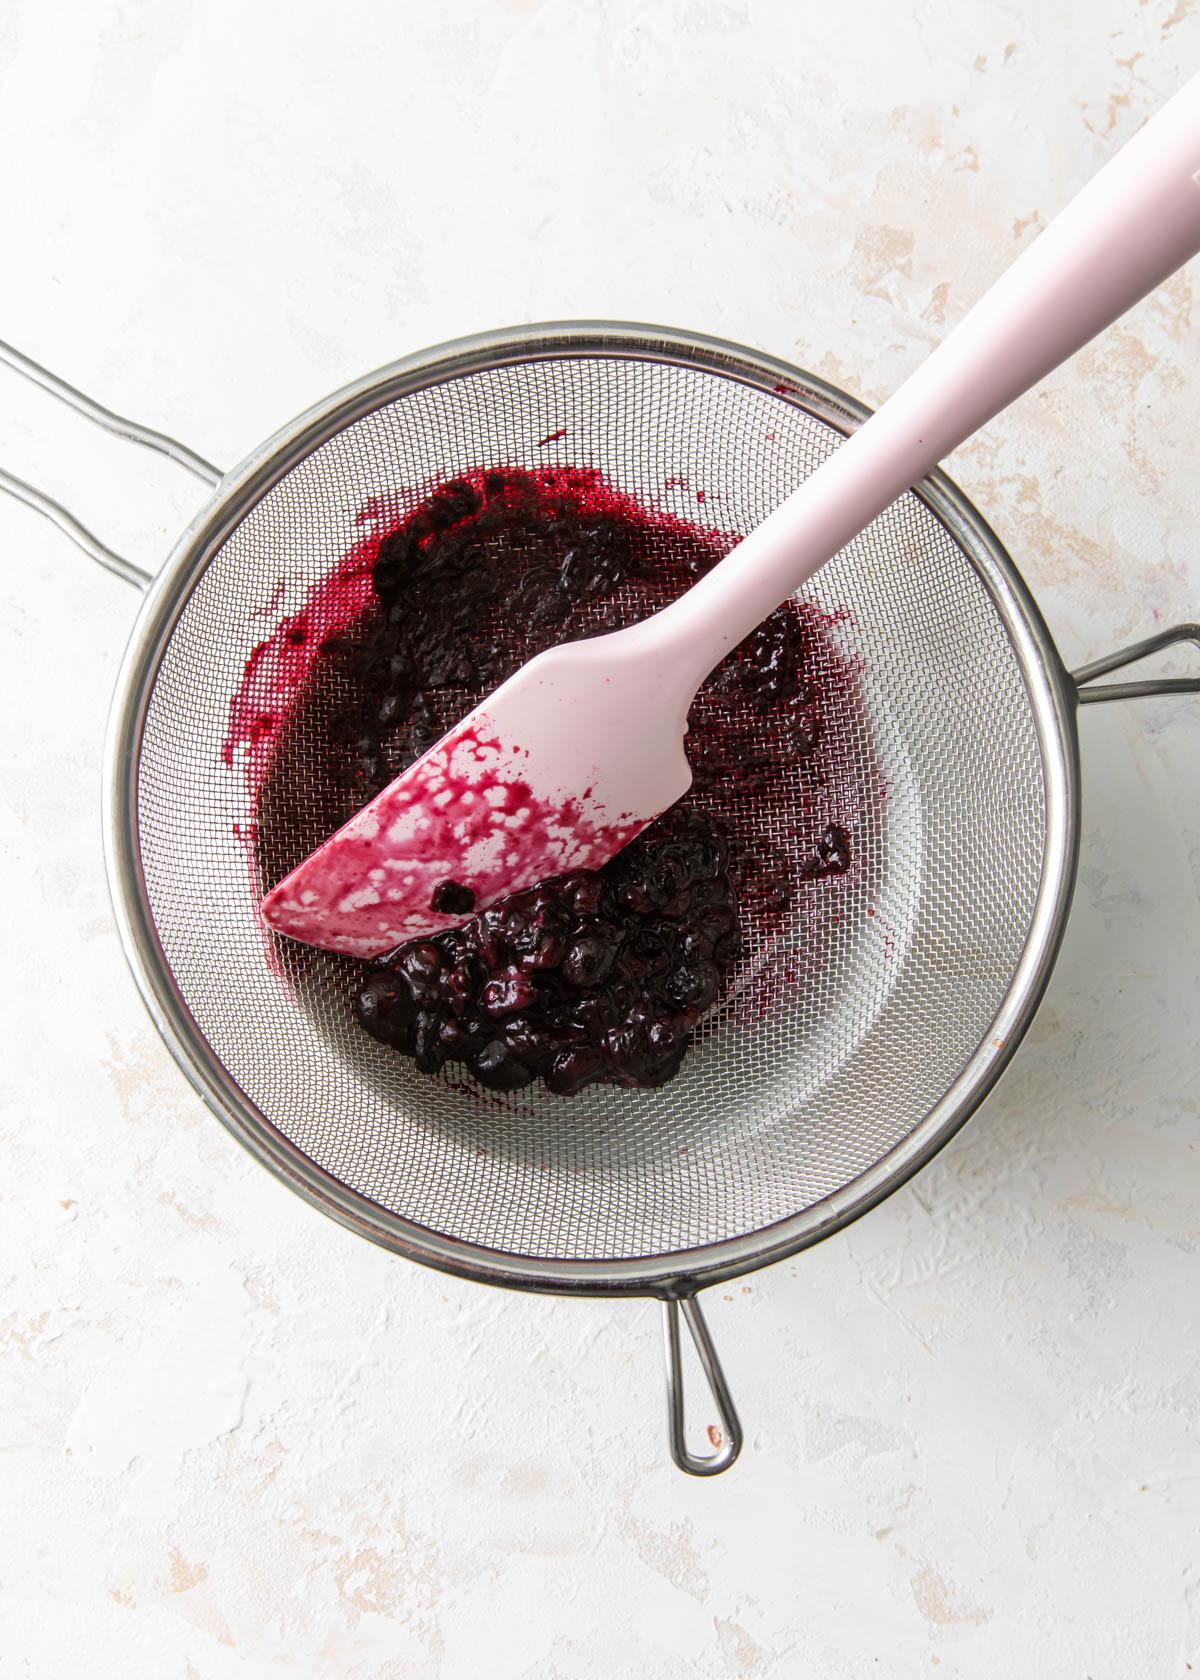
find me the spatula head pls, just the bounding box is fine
[260,632,694,956]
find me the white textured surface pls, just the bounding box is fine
[2,2,1199,1675]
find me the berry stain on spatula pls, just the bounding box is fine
[262,697,652,960]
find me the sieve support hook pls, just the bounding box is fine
[1072,622,1200,704]
[662,1294,743,1476]
[0,338,223,592]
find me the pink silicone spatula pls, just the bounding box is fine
[263,72,1200,958]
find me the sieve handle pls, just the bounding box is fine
[628,69,1200,692]
[661,1294,744,1476]
[0,339,223,591]
[1072,621,1200,703]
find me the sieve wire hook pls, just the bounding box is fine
[0,338,223,592]
[1072,623,1200,704]
[662,1294,743,1476]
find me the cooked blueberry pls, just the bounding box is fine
[372,529,417,602]
[683,827,728,880]
[437,1015,479,1057]
[481,967,536,1016]
[497,903,533,949]
[444,956,483,1012]
[690,877,731,909]
[665,959,721,1011]
[397,941,443,980]
[355,973,409,1042]
[626,927,674,975]
[636,1042,690,1088]
[471,1039,536,1090]
[568,874,605,917]
[562,934,618,989]
[412,1010,445,1074]
[545,1047,605,1095]
[601,1021,646,1072]
[430,879,477,915]
[432,479,482,526]
[647,1017,688,1057]
[519,930,567,972]
[395,942,445,1007]
[502,1019,559,1068]
[469,906,508,970]
[565,995,611,1043]
[697,905,737,942]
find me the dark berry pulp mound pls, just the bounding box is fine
[251,465,854,1097]
[356,809,739,1093]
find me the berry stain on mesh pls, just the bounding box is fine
[224,466,860,1096]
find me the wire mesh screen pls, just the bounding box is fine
[136,350,1047,1262]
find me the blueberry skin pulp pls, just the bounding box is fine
[257,465,852,1096]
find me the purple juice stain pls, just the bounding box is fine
[229,465,857,1096]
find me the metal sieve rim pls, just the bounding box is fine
[101,321,1080,1299]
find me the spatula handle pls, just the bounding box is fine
[647,70,1200,688]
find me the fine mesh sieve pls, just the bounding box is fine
[6,324,1196,1474]
[140,350,1050,1262]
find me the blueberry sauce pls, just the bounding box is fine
[234,465,856,1095]
[356,808,739,1092]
